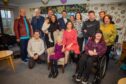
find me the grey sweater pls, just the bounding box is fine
[27,38,45,57]
[82,19,100,38]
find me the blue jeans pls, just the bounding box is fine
[84,37,88,44]
[20,39,29,61]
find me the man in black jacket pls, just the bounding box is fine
[82,10,100,43]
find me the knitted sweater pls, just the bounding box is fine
[27,38,45,57]
[100,24,117,46]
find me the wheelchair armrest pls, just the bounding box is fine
[97,55,106,62]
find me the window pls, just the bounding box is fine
[0,9,14,35]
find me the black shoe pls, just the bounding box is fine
[37,60,42,64]
[72,74,77,78]
[48,72,53,78]
[75,75,81,82]
[52,71,59,78]
[81,80,88,84]
[64,64,68,67]
[81,77,88,84]
[28,59,35,69]
[92,76,101,84]
[22,59,28,62]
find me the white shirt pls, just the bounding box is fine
[41,22,50,33]
[63,18,67,24]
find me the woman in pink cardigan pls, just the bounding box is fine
[62,21,80,65]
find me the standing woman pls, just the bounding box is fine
[100,15,117,66]
[45,14,60,63]
[70,15,75,23]
[63,21,80,64]
[74,12,84,52]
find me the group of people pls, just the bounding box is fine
[14,8,117,84]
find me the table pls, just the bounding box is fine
[0,50,15,72]
[118,78,126,84]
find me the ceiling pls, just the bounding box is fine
[0,0,41,5]
[9,0,41,4]
[0,0,126,6]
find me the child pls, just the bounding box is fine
[42,17,53,42]
[48,37,64,78]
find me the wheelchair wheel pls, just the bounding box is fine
[99,56,107,78]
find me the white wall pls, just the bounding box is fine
[20,0,126,7]
[19,0,126,18]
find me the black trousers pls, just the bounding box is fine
[20,39,29,61]
[77,54,97,80]
[69,51,80,64]
[106,45,112,67]
[77,37,84,52]
[28,55,45,69]
[50,59,58,74]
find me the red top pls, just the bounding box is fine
[63,29,80,54]
[14,16,33,39]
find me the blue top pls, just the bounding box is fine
[58,17,68,30]
[31,16,45,32]
[20,17,30,40]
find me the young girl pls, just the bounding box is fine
[48,37,64,78]
[74,30,107,84]
[42,17,53,42]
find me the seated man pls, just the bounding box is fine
[27,30,45,69]
[74,30,107,84]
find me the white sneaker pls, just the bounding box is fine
[49,39,53,43]
[76,76,81,82]
[81,81,88,84]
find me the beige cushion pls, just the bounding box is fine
[53,30,63,44]
[58,58,65,65]
[47,47,65,65]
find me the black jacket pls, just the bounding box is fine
[58,17,69,30]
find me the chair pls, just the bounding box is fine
[91,55,107,84]
[47,47,65,73]
[48,30,65,73]
[96,55,107,79]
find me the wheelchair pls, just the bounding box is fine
[93,55,107,84]
[73,54,107,84]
